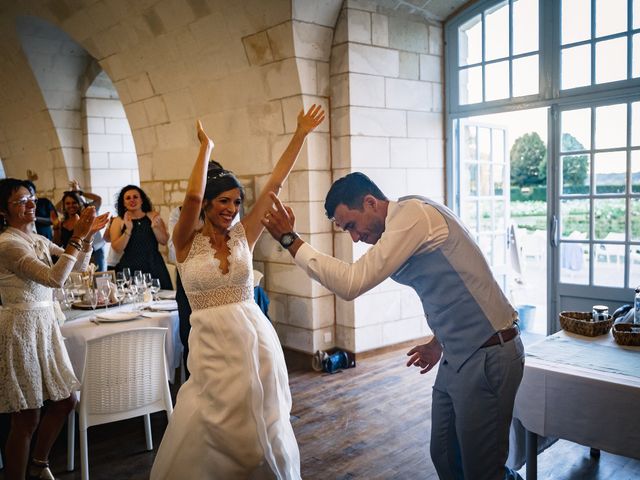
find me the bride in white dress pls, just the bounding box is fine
[150,105,324,479]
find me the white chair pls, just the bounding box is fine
[67,327,173,480]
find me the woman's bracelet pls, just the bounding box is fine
[68,239,83,251]
[81,237,92,245]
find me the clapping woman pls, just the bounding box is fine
[0,178,109,480]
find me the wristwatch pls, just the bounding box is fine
[279,232,299,248]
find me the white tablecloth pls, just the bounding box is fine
[60,305,182,383]
[508,330,640,472]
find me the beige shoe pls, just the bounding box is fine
[28,458,56,480]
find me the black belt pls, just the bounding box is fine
[481,325,519,348]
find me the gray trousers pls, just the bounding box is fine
[431,336,524,480]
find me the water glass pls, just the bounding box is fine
[150,278,161,301]
[122,268,131,287]
[133,270,144,288]
[143,273,153,288]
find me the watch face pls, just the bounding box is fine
[280,232,297,248]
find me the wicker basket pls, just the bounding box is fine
[559,311,613,337]
[612,323,640,346]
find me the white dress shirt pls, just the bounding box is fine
[294,199,449,301]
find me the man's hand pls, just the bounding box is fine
[406,338,443,374]
[261,192,296,241]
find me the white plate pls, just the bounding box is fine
[148,300,178,311]
[95,311,141,322]
[157,290,176,300]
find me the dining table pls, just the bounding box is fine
[60,296,183,383]
[507,329,640,479]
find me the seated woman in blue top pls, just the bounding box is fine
[109,185,172,290]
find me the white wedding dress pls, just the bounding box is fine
[150,223,301,480]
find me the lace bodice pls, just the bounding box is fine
[0,227,89,305]
[178,222,254,310]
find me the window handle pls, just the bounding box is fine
[551,215,559,248]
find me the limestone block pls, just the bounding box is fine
[281,131,330,171]
[147,61,189,95]
[356,290,405,326]
[87,133,122,153]
[109,152,138,169]
[333,10,348,45]
[292,0,343,27]
[150,148,194,181]
[105,118,132,135]
[57,128,82,148]
[345,0,377,12]
[348,43,399,77]
[409,168,444,200]
[333,232,355,263]
[317,61,330,96]
[388,16,429,54]
[390,138,427,168]
[284,200,332,234]
[407,111,443,139]
[267,291,288,324]
[331,136,351,169]
[85,98,126,118]
[126,73,155,102]
[50,109,81,129]
[86,117,105,134]
[281,95,329,134]
[296,58,318,95]
[399,51,419,80]
[400,288,424,318]
[335,298,355,328]
[288,170,332,202]
[90,168,135,188]
[330,73,349,108]
[335,324,355,352]
[143,181,165,206]
[156,122,191,150]
[429,25,443,55]
[426,139,444,167]
[267,22,295,61]
[243,31,274,66]
[386,78,432,111]
[371,13,389,47]
[382,316,425,346]
[266,262,330,297]
[248,101,285,136]
[351,135,389,168]
[122,134,136,153]
[330,106,350,138]
[85,1,119,34]
[61,10,96,43]
[330,43,349,75]
[354,323,383,352]
[143,96,169,125]
[367,277,404,295]
[253,233,294,264]
[350,106,406,137]
[274,323,313,353]
[347,9,371,44]
[419,54,442,83]
[359,167,407,200]
[132,126,157,155]
[263,58,302,100]
[292,22,333,61]
[313,327,336,352]
[88,152,109,169]
[432,83,443,112]
[307,232,333,256]
[287,294,335,329]
[349,73,384,107]
[152,0,196,34]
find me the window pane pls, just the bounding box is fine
[635,0,640,29]
[594,198,626,240]
[478,127,491,161]
[561,109,591,152]
[513,0,539,54]
[595,104,627,149]
[631,150,640,193]
[479,201,493,231]
[479,234,493,262]
[560,241,589,284]
[595,37,627,84]
[494,164,505,195]
[595,0,627,37]
[562,45,591,89]
[512,55,539,97]
[633,102,640,146]
[460,66,483,104]
[594,242,625,287]
[494,232,506,262]
[629,244,640,287]
[562,0,591,45]
[479,163,492,195]
[485,1,509,61]
[485,61,510,101]
[561,153,590,194]
[594,151,626,194]
[492,129,505,163]
[464,163,479,195]
[561,199,589,239]
[634,34,640,78]
[459,15,482,66]
[462,200,478,227]
[462,124,477,161]
[632,198,640,240]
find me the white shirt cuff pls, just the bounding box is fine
[60,253,77,261]
[294,242,316,270]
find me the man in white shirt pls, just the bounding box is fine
[262,172,524,480]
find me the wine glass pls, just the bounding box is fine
[150,278,161,302]
[127,284,139,310]
[114,284,126,307]
[143,273,152,288]
[100,282,112,312]
[121,268,131,287]
[88,288,99,313]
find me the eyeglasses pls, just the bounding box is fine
[9,195,37,206]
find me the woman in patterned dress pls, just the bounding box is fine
[150,104,324,479]
[0,178,108,480]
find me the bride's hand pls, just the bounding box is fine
[296,104,325,136]
[197,120,214,150]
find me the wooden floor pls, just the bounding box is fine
[1,344,638,479]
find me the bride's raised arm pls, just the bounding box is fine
[173,120,214,262]
[242,104,325,248]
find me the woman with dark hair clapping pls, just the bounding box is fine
[109,185,172,289]
[0,178,109,480]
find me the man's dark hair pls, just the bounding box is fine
[115,185,153,218]
[324,172,388,219]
